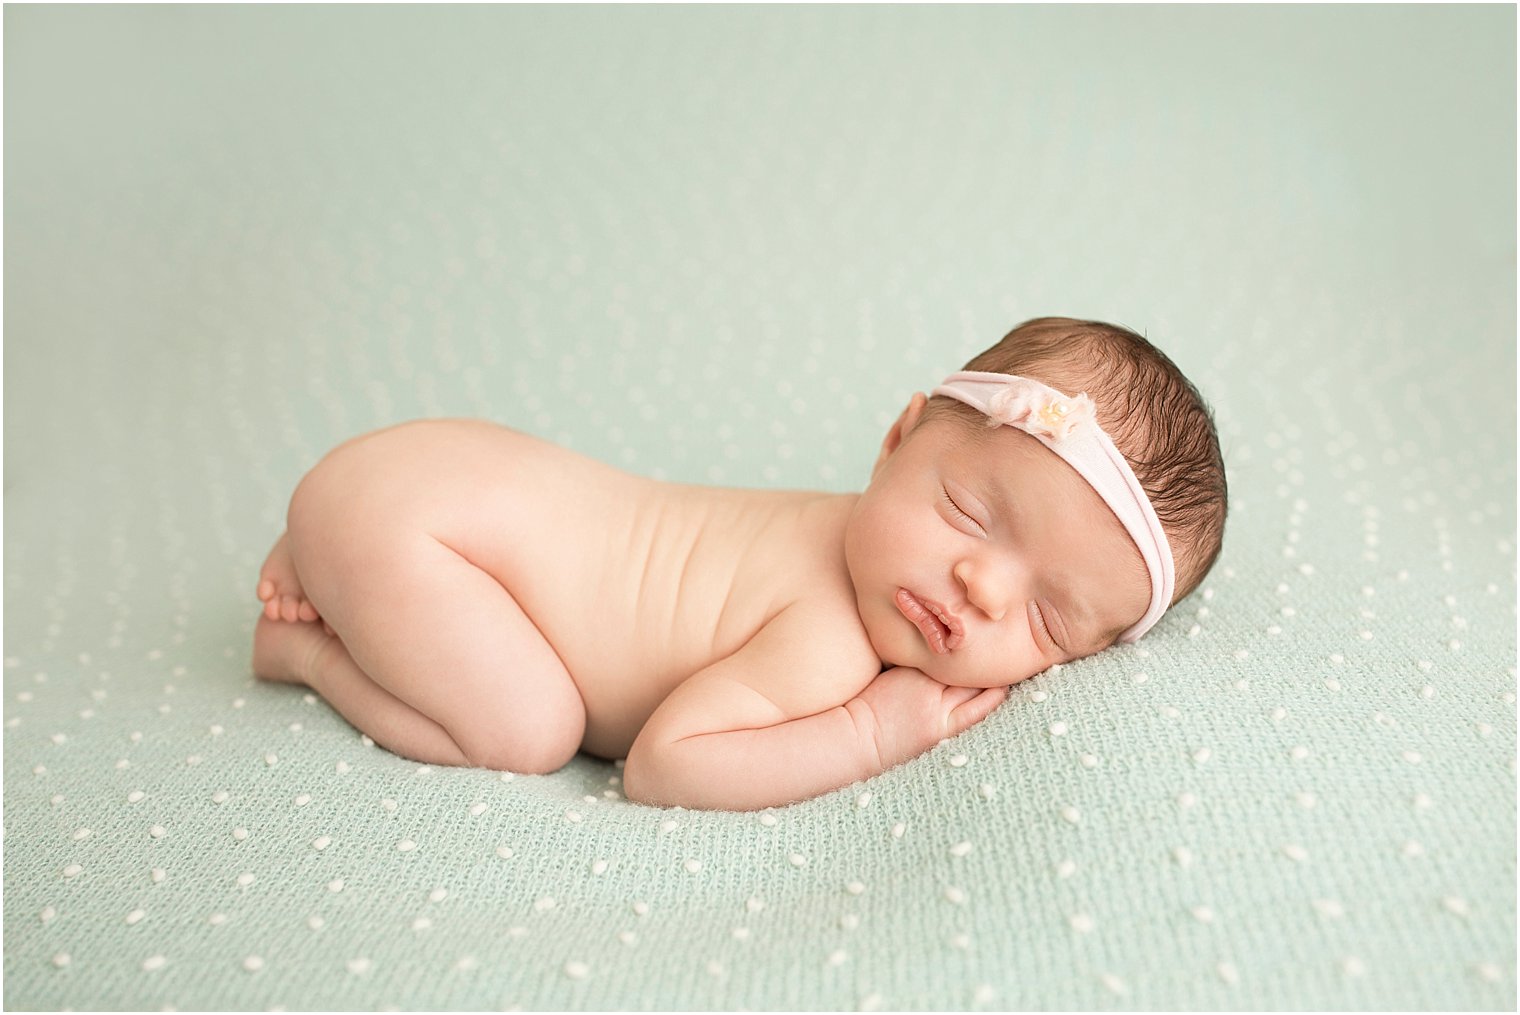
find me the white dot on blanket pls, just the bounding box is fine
[125,908,145,925]
[564,960,589,979]
[788,853,807,867]
[949,841,973,858]
[242,955,264,972]
[684,859,702,873]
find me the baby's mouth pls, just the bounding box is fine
[895,588,964,654]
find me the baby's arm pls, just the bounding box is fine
[622,606,1006,810]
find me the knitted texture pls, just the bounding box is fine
[4,6,1514,1010]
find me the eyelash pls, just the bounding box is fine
[1030,601,1062,652]
[940,488,984,534]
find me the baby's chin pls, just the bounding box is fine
[913,658,1034,690]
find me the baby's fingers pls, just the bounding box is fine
[947,685,1008,736]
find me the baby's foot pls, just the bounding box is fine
[257,531,321,623]
[252,614,333,686]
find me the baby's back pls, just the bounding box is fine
[335,420,860,756]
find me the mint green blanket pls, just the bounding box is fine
[5,6,1513,1010]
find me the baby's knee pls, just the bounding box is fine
[455,721,581,775]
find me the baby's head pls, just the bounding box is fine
[844,317,1226,688]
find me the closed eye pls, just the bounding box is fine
[1029,600,1064,655]
[940,487,986,536]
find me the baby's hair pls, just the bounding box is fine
[924,316,1227,604]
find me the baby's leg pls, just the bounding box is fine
[283,477,586,773]
[257,532,322,624]
[253,616,468,765]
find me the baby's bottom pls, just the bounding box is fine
[250,429,586,773]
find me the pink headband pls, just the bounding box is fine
[931,371,1175,643]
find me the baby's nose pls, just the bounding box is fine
[953,559,1010,622]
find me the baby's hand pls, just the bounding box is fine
[850,667,1008,771]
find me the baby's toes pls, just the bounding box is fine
[297,600,321,624]
[279,595,305,623]
[257,578,277,603]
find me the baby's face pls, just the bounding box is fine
[844,398,1151,688]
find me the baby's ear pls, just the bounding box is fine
[872,392,929,475]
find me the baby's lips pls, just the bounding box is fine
[894,588,963,654]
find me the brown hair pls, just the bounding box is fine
[924,317,1227,603]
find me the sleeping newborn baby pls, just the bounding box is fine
[252,316,1227,810]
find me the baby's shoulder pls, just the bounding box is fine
[775,590,881,678]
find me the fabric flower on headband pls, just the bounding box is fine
[985,380,1095,442]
